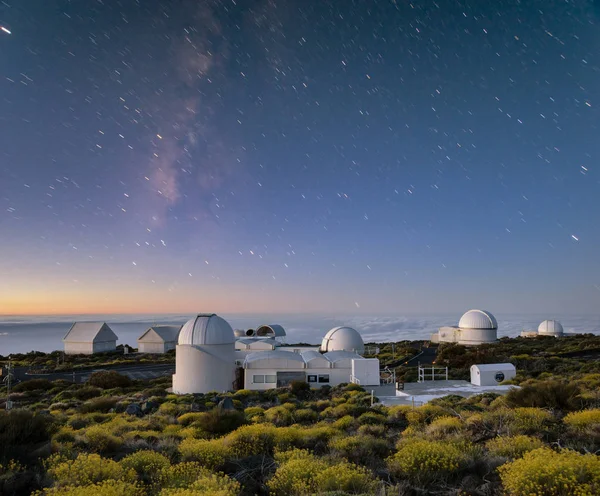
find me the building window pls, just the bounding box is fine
[253,375,265,383]
[318,374,329,383]
[265,375,277,383]
[307,375,317,383]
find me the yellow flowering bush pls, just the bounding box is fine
[485,435,544,459]
[35,480,144,496]
[224,424,277,457]
[329,434,390,464]
[387,438,468,480]
[243,406,265,422]
[82,425,123,453]
[178,438,230,468]
[564,409,600,431]
[47,453,136,487]
[267,449,327,495]
[264,406,294,426]
[156,462,239,495]
[511,407,553,433]
[119,450,171,482]
[176,412,205,426]
[313,462,377,494]
[332,414,358,431]
[425,416,464,439]
[499,447,600,495]
[293,408,318,424]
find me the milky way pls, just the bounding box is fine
[1,0,599,315]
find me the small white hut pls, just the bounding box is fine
[137,325,181,353]
[470,363,516,386]
[63,322,118,355]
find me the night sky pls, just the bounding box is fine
[1,0,599,316]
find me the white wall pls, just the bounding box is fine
[458,328,497,345]
[64,342,94,355]
[244,365,353,390]
[351,358,380,386]
[173,344,235,394]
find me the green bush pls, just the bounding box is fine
[80,397,118,413]
[387,438,469,481]
[12,379,53,392]
[35,480,145,496]
[88,371,133,390]
[486,435,544,459]
[46,453,136,487]
[329,435,390,465]
[178,438,229,469]
[119,450,170,483]
[82,425,123,454]
[564,409,600,431]
[0,409,54,464]
[499,447,600,495]
[504,380,581,411]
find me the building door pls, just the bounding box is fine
[276,371,306,387]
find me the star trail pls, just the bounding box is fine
[1,0,599,315]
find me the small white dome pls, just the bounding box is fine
[320,326,364,354]
[459,310,498,330]
[538,320,563,336]
[178,314,235,346]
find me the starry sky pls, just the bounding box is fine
[1,0,600,316]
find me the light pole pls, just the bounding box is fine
[3,360,14,410]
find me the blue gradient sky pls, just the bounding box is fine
[1,0,599,315]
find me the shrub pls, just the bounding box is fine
[157,462,239,495]
[357,423,385,437]
[47,453,136,487]
[71,387,103,401]
[290,380,310,397]
[119,450,170,483]
[0,409,54,464]
[224,424,277,457]
[314,462,378,494]
[192,409,246,435]
[486,435,545,459]
[267,449,327,495]
[425,416,463,439]
[357,412,386,425]
[12,379,53,392]
[80,397,118,413]
[83,425,123,453]
[504,380,581,411]
[264,406,293,427]
[88,371,133,390]
[35,480,144,496]
[333,415,358,432]
[294,408,318,424]
[564,409,600,431]
[499,447,600,495]
[329,435,390,465]
[387,439,468,481]
[176,413,205,427]
[244,406,265,421]
[511,407,553,433]
[178,438,229,469]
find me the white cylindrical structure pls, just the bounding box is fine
[172,314,236,394]
[320,326,365,354]
[538,320,564,337]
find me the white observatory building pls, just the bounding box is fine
[521,319,565,338]
[538,319,564,337]
[172,314,236,394]
[431,310,498,346]
[320,326,365,354]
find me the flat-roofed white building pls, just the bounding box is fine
[243,349,379,390]
[137,325,181,353]
[63,322,118,355]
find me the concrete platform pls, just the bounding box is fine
[369,380,516,407]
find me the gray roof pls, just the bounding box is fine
[471,363,515,371]
[255,324,286,337]
[63,322,118,343]
[323,350,363,362]
[138,325,181,343]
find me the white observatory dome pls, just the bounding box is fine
[321,326,365,354]
[538,320,564,337]
[458,310,498,330]
[178,314,235,346]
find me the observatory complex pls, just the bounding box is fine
[171,314,380,394]
[431,309,498,345]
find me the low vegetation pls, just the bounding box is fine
[1,334,600,495]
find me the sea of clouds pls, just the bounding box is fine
[0,313,599,355]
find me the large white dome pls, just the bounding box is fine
[538,320,563,336]
[178,314,235,346]
[320,326,365,354]
[459,310,498,330]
